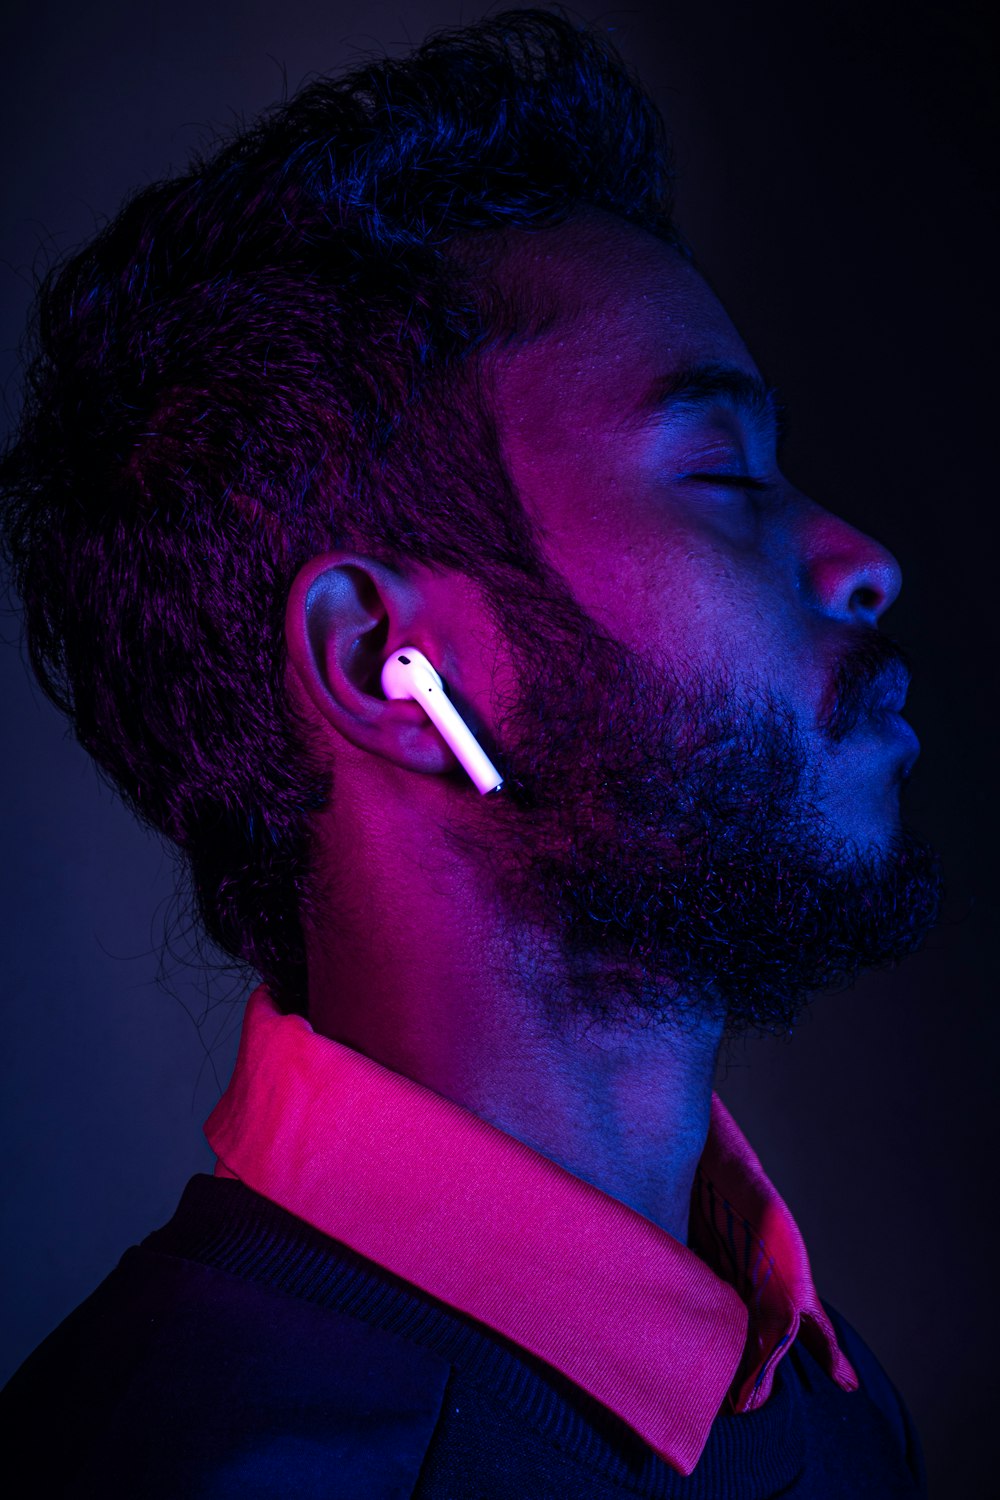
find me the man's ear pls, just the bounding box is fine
[284,552,464,777]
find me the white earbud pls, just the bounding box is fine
[380,646,503,795]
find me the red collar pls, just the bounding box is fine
[206,986,855,1476]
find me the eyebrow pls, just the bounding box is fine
[624,360,787,442]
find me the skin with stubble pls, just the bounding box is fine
[284,211,943,1244]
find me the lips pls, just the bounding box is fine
[874,707,921,781]
[821,638,915,745]
[870,662,911,717]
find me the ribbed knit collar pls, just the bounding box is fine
[205,985,856,1477]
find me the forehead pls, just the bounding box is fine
[489,211,757,451]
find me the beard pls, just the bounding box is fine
[443,585,944,1039]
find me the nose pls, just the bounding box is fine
[798,505,902,627]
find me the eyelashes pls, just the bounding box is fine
[681,473,770,492]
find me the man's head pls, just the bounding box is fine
[0,8,942,1028]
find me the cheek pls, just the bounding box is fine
[507,444,810,701]
[572,519,787,672]
[623,547,824,731]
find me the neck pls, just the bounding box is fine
[304,769,724,1246]
[306,925,723,1246]
[450,1008,723,1247]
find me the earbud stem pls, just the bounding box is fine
[414,676,504,794]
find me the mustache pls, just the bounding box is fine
[821,632,913,744]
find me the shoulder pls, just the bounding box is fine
[814,1300,928,1495]
[2,1202,450,1498]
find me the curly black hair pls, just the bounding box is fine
[0,7,681,1016]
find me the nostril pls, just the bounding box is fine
[850,583,884,620]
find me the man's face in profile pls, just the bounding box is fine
[448,210,943,1034]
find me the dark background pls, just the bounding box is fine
[1,1,995,1492]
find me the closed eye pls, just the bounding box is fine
[682,473,770,492]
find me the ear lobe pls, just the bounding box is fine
[283,552,462,777]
